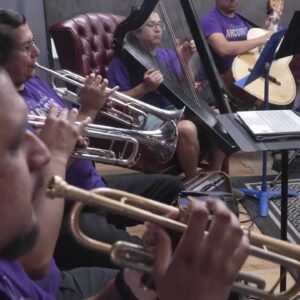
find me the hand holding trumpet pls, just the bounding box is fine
[91,199,249,300]
[77,74,117,122]
[37,104,91,164]
[140,199,250,300]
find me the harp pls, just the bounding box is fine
[112,0,239,155]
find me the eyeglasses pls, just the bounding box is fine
[144,21,165,30]
[17,35,38,53]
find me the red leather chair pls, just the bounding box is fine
[49,13,124,78]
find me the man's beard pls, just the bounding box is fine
[0,225,39,260]
[0,171,43,260]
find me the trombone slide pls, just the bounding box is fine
[28,114,139,166]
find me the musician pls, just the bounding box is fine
[107,10,226,178]
[0,67,249,300]
[0,9,185,270]
[199,0,272,75]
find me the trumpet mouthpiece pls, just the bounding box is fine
[47,175,66,198]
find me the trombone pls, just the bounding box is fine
[48,176,300,300]
[28,114,139,166]
[35,63,185,130]
[29,113,179,165]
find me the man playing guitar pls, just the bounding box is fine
[199,0,272,76]
[199,0,296,109]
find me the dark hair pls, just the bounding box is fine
[0,9,26,65]
[0,9,26,28]
[0,25,16,65]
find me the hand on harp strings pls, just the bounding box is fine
[47,176,300,300]
[176,39,196,64]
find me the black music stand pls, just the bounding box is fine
[234,29,299,217]
[274,11,300,61]
[270,11,300,185]
[218,113,300,291]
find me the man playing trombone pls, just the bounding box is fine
[0,8,185,271]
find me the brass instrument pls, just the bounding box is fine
[48,176,300,300]
[35,63,184,130]
[29,113,178,165]
[28,114,139,166]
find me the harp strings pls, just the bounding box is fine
[158,1,200,105]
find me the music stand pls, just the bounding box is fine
[274,11,300,60]
[270,11,300,185]
[235,29,298,217]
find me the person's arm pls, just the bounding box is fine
[107,58,163,99]
[19,105,90,279]
[207,31,272,57]
[122,68,164,99]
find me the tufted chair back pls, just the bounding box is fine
[49,13,124,77]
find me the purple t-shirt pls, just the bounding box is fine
[0,259,59,299]
[19,76,107,192]
[200,7,251,74]
[107,48,181,108]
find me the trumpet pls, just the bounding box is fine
[48,176,300,300]
[35,63,184,130]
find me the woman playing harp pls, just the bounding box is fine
[107,9,226,179]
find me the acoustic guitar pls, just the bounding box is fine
[231,0,296,107]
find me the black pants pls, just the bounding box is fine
[55,173,183,270]
[57,267,118,300]
[57,268,248,300]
